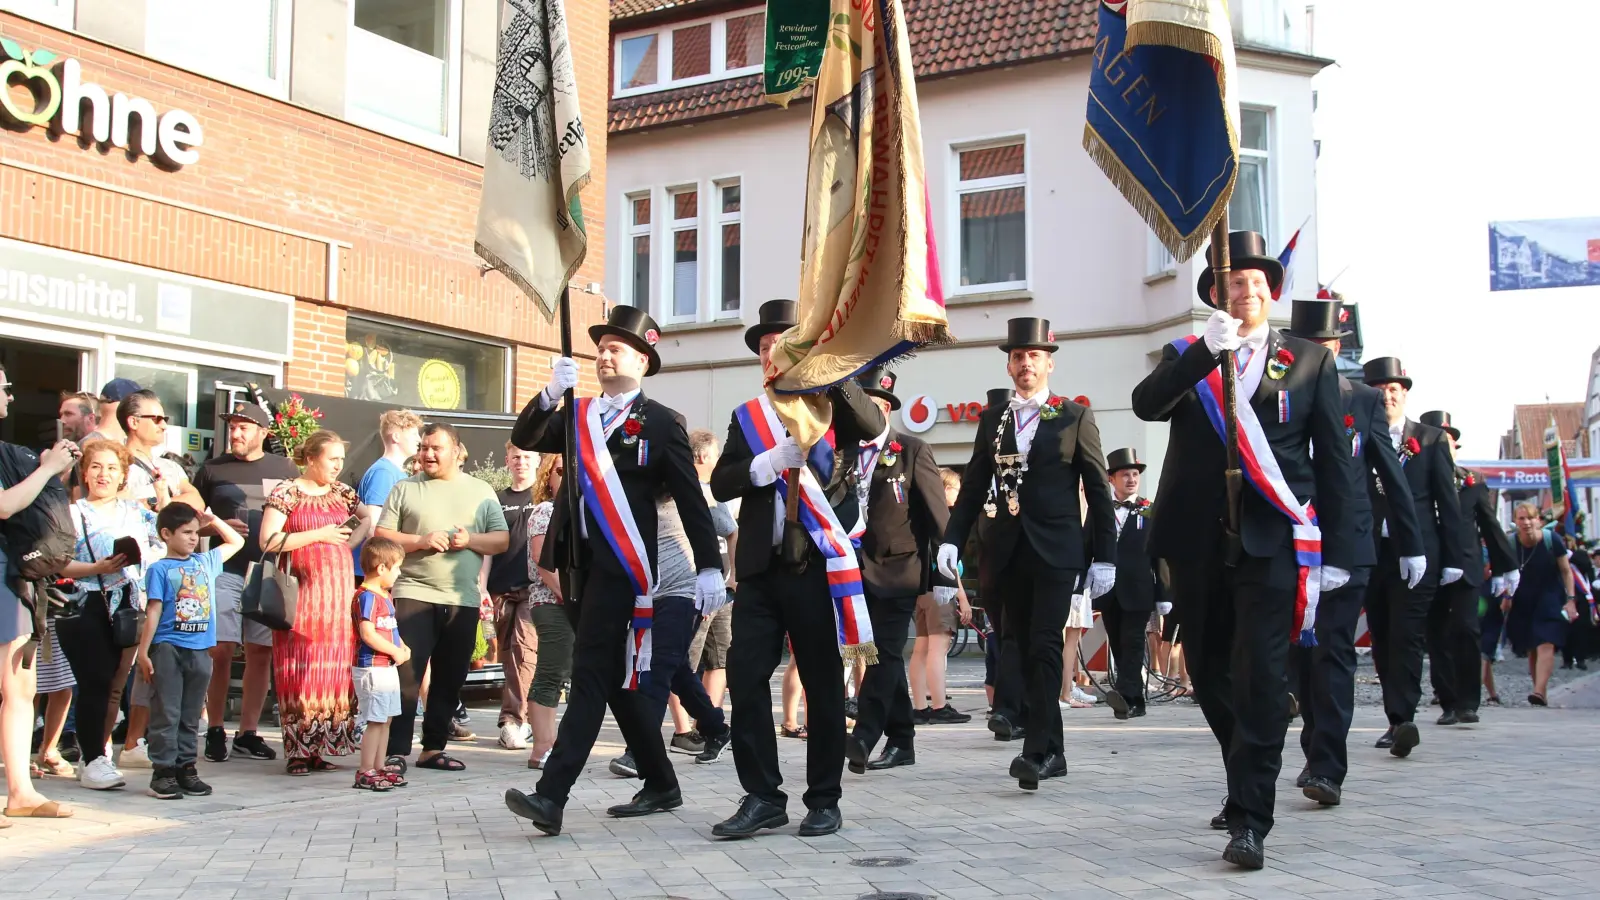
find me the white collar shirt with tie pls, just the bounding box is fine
[1009,386,1051,458]
[1233,326,1270,399]
[1114,495,1137,533]
[855,424,893,531]
[1382,420,1406,538]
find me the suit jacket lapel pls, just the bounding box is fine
[1249,330,1283,409]
[1025,395,1057,468]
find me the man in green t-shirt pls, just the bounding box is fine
[376,423,509,771]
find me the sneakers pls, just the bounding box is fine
[912,707,933,726]
[205,726,230,762]
[81,756,126,791]
[609,751,641,779]
[1070,686,1099,705]
[120,739,151,769]
[451,721,477,741]
[232,731,277,760]
[498,723,532,751]
[695,731,731,764]
[928,705,973,724]
[670,731,705,755]
[176,763,212,796]
[148,767,182,800]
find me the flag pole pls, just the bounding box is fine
[1213,216,1244,564]
[559,284,581,570]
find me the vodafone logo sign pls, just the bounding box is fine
[900,394,937,433]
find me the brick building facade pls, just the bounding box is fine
[0,1,609,453]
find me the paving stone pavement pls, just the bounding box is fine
[2,681,1597,900]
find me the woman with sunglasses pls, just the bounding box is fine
[523,453,574,769]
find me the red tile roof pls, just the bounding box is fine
[610,0,1097,134]
[1506,403,1587,459]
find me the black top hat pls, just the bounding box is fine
[744,299,798,354]
[1362,357,1412,391]
[986,388,1012,410]
[589,305,663,377]
[1283,300,1352,341]
[857,366,901,411]
[1419,410,1459,441]
[1195,231,1285,307]
[1106,448,1146,474]
[999,317,1057,353]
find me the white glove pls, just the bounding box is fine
[1439,567,1464,586]
[1157,601,1173,616]
[1398,555,1428,590]
[932,586,959,605]
[936,543,960,579]
[1490,576,1505,597]
[542,356,581,405]
[1321,565,1351,592]
[750,437,807,487]
[1503,570,1521,596]
[1590,576,1599,593]
[1087,562,1116,600]
[695,569,729,614]
[1202,309,1244,356]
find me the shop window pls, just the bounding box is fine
[1230,108,1272,243]
[347,0,462,153]
[952,138,1028,292]
[146,0,292,98]
[613,9,765,97]
[345,318,507,413]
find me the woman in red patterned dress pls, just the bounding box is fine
[260,431,363,775]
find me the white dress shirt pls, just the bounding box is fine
[1009,386,1051,457]
[1234,327,1269,399]
[1382,421,1405,538]
[565,388,641,538]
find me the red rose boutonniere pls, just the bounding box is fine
[1465,472,1477,487]
[623,418,643,436]
[1400,435,1421,462]
[881,439,903,467]
[1040,395,1067,421]
[1267,347,1294,381]
[621,408,646,445]
[1343,414,1356,437]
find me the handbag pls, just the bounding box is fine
[76,508,142,647]
[243,531,299,631]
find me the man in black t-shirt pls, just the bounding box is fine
[190,404,300,764]
[489,443,540,750]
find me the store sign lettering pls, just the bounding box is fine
[0,266,144,325]
[0,38,204,167]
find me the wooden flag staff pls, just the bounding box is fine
[1212,216,1244,565]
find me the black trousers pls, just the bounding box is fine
[1364,553,1435,727]
[55,590,124,766]
[388,597,481,757]
[986,600,1027,719]
[1100,601,1150,708]
[1168,541,1298,837]
[633,594,727,740]
[1427,580,1484,714]
[538,566,678,806]
[1292,566,1371,785]
[727,549,846,811]
[992,537,1079,763]
[852,589,917,754]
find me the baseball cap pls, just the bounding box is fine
[220,403,272,428]
[98,378,142,403]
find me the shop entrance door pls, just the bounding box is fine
[0,337,84,451]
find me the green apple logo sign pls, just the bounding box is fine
[0,35,203,167]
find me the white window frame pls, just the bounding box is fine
[144,0,294,99]
[1145,231,1176,282]
[1233,106,1273,244]
[612,8,766,98]
[344,0,465,156]
[0,0,75,29]
[622,190,654,311]
[947,133,1031,296]
[711,177,743,320]
[663,185,702,326]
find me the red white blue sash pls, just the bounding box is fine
[1172,336,1321,646]
[735,395,877,662]
[574,396,654,689]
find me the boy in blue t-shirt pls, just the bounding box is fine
[351,536,410,791]
[137,503,244,800]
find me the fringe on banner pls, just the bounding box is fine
[475,242,553,322]
[1124,19,1228,62]
[842,640,879,666]
[1082,125,1230,263]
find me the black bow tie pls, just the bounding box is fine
[1118,499,1141,510]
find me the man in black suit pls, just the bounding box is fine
[1131,231,1359,870]
[1419,410,1517,726]
[939,317,1118,791]
[1095,448,1167,719]
[503,307,725,837]
[846,367,952,774]
[1360,358,1465,760]
[709,299,886,840]
[1283,300,1425,807]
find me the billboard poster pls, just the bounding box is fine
[1488,217,1600,291]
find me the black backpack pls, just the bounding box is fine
[0,443,77,581]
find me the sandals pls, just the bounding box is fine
[36,756,75,778]
[352,770,393,792]
[415,752,466,772]
[309,757,342,773]
[1485,694,1502,706]
[1528,693,1549,707]
[5,800,73,818]
[780,725,808,740]
[382,770,409,788]
[384,755,408,776]
[286,758,311,777]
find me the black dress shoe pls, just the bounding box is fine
[1009,754,1042,791]
[504,789,564,836]
[1040,753,1067,780]
[1209,800,1230,830]
[606,786,683,818]
[798,806,842,837]
[1457,709,1480,724]
[844,697,860,720]
[1104,690,1130,719]
[1437,710,1459,726]
[1223,828,1265,870]
[712,795,789,839]
[1127,705,1147,719]
[866,746,915,770]
[1390,721,1420,758]
[845,736,869,775]
[1374,727,1395,749]
[988,713,1020,741]
[1295,766,1311,789]
[1302,775,1341,806]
